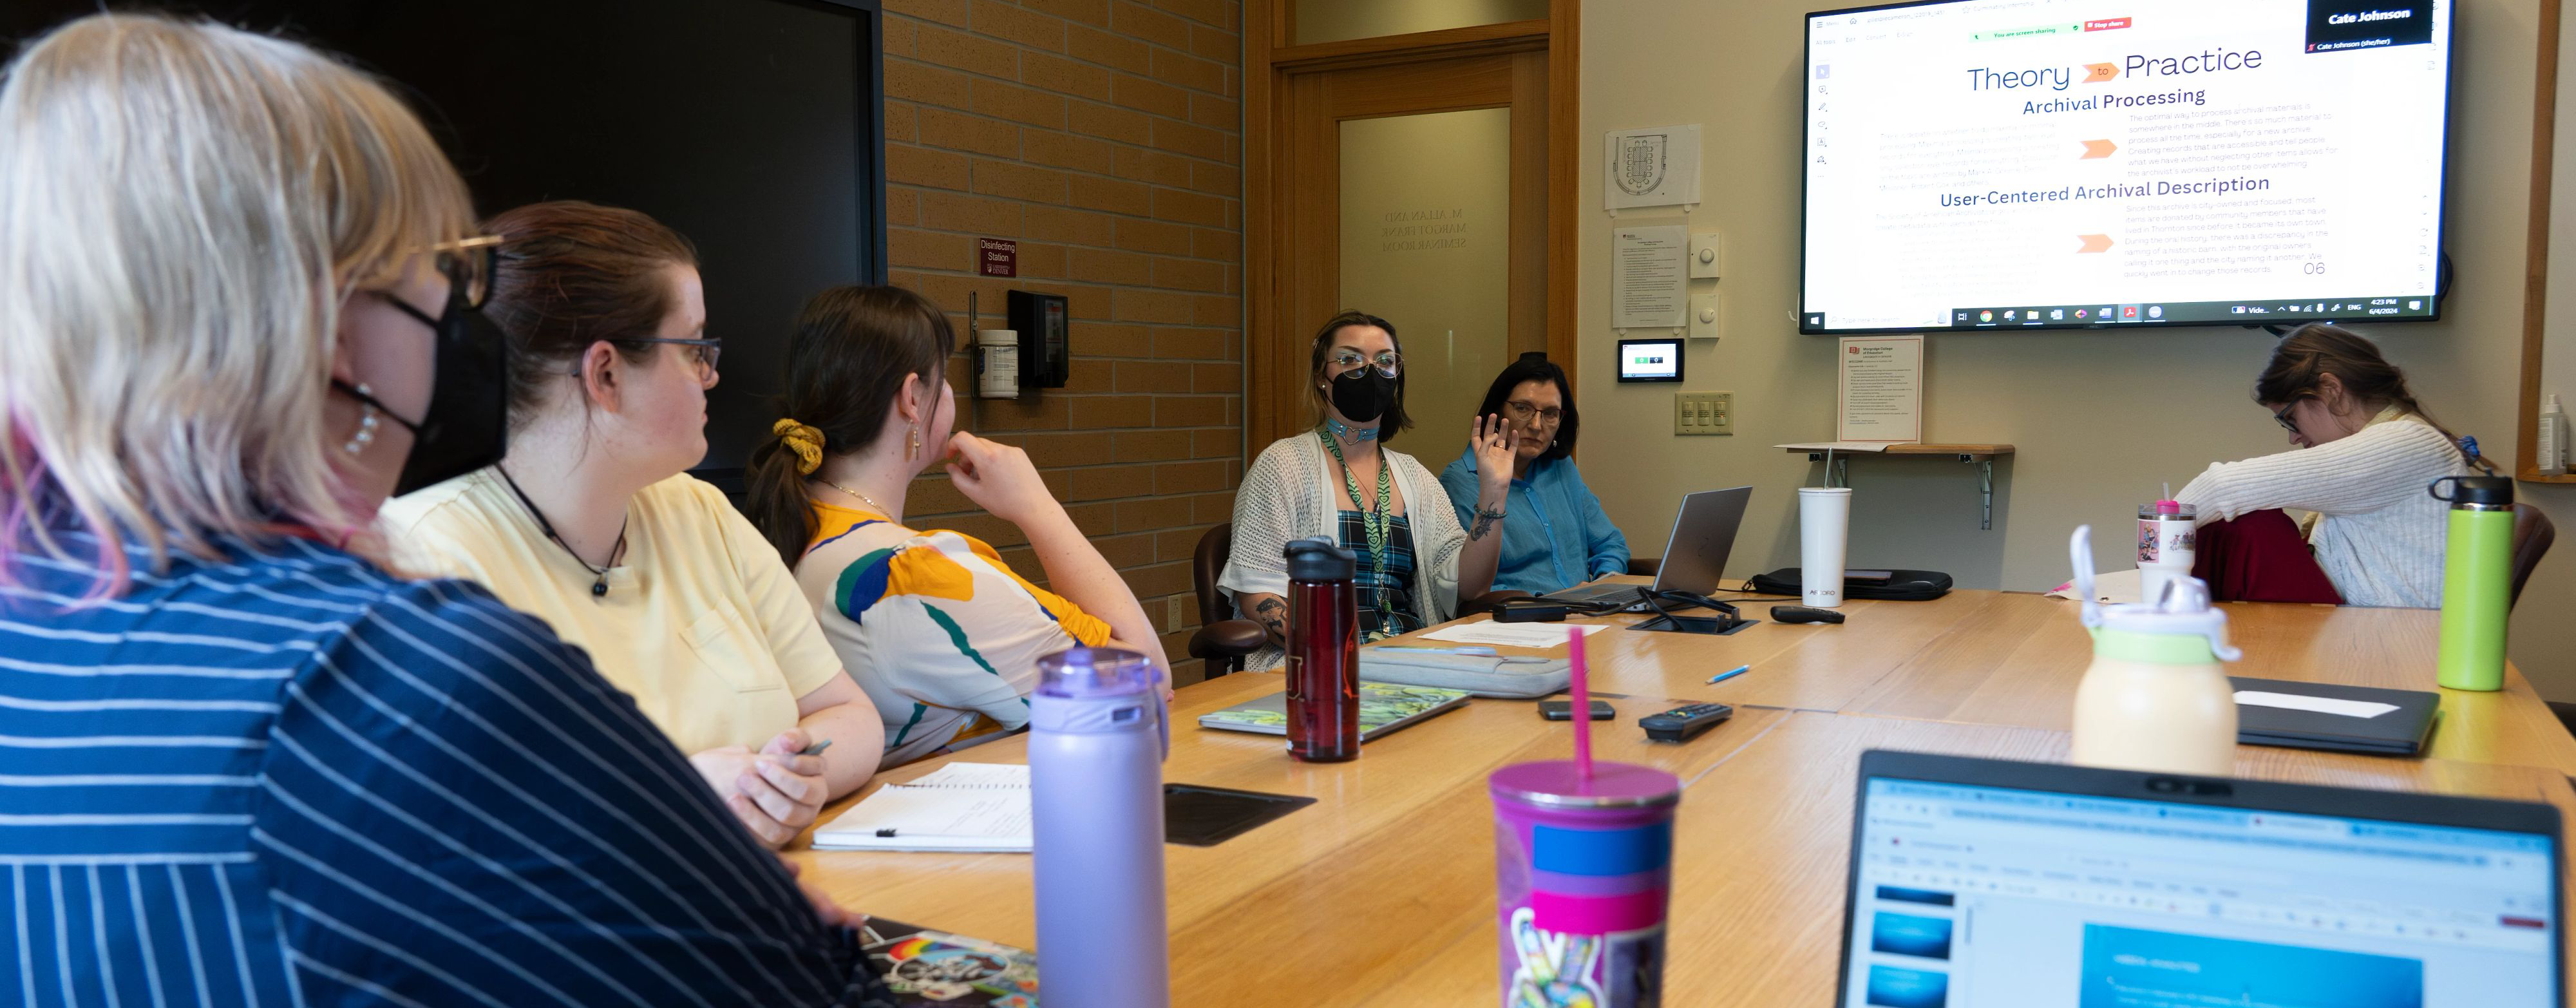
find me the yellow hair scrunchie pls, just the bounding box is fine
[772,419,825,476]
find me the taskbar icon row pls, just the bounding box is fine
[1944,296,2434,328]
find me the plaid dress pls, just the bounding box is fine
[1336,509,1421,642]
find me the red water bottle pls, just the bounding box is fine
[1282,537,1360,762]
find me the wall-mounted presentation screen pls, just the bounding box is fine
[1800,0,2452,334]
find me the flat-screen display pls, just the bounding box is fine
[3,1,886,470]
[1801,0,2452,334]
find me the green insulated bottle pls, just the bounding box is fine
[2432,475,2515,691]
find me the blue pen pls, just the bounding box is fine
[1707,664,1750,685]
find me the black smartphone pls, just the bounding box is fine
[1846,569,1895,583]
[1539,699,1616,721]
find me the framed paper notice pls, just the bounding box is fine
[1603,126,1702,209]
[1837,335,1922,443]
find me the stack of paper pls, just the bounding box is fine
[811,763,1031,853]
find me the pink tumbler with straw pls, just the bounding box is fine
[1490,762,1680,1007]
[1489,625,1682,1007]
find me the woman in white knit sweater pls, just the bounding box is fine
[1220,310,1520,670]
[2175,326,2474,607]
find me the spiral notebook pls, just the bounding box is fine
[811,763,1032,852]
[1195,683,1471,741]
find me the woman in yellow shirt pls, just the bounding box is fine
[380,201,882,846]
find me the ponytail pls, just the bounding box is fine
[745,421,825,567]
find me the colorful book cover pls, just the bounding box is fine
[1197,682,1472,739]
[858,919,1039,1007]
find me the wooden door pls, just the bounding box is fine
[1245,9,1578,459]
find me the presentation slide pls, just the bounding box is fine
[1802,0,2450,332]
[2077,926,2423,1008]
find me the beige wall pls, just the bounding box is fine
[1577,0,2576,696]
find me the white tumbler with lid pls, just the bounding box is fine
[1799,487,1853,607]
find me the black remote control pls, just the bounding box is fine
[1640,702,1733,743]
[1770,605,1846,625]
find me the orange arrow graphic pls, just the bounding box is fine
[2084,62,2119,82]
[2080,138,2117,158]
[2076,234,2114,253]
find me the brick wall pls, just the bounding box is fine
[879,0,1244,683]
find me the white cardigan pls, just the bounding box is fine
[2174,412,2470,609]
[1219,433,1467,671]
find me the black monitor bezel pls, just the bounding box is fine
[1832,749,2565,1007]
[1797,0,2455,335]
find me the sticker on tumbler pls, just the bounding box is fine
[1508,906,1605,1007]
[1602,927,1665,1007]
[1506,907,1665,1008]
[2139,519,2196,564]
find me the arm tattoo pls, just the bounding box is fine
[1254,597,1287,645]
[1469,506,1505,542]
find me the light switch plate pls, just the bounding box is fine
[1673,391,1732,436]
[1689,231,1724,279]
[1689,294,1721,339]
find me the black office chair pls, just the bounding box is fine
[1186,524,1265,679]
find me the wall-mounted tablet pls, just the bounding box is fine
[1618,339,1684,383]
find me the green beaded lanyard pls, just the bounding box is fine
[1318,428,1398,638]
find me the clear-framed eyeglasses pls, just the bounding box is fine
[1329,349,1402,378]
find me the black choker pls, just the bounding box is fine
[495,466,627,598]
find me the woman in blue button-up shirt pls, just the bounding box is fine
[1439,354,1631,594]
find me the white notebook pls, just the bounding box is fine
[811,763,1032,853]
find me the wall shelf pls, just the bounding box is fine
[1783,444,2017,529]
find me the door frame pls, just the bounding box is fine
[1243,1,1581,450]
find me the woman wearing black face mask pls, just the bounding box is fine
[1218,310,1518,669]
[0,14,893,1005]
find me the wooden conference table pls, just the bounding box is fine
[790,589,2576,1005]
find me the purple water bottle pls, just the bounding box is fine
[1029,647,1170,1007]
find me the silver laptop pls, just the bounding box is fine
[1542,486,1750,608]
[1838,750,2563,1007]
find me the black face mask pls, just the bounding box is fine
[335,287,511,497]
[1329,366,1398,424]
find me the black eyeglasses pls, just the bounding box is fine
[2271,404,2300,435]
[612,338,722,379]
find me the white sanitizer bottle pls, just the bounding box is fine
[2541,394,2567,477]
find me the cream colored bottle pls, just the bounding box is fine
[2065,526,2242,776]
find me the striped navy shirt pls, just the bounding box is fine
[0,531,895,1006]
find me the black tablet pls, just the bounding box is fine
[1616,338,1683,383]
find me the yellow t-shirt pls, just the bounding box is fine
[379,468,845,756]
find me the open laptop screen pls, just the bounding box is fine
[1842,775,2559,1007]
